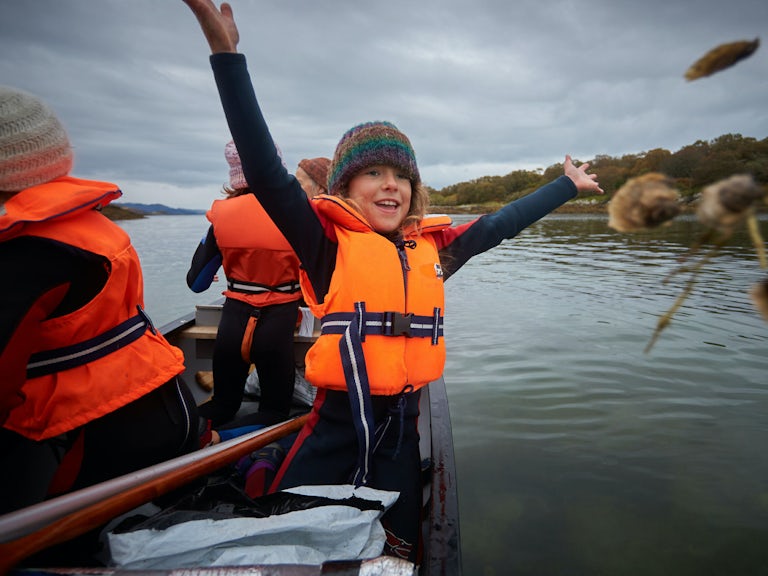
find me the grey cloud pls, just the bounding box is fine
[1,0,766,208]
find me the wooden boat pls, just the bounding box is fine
[0,302,461,575]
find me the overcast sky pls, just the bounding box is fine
[2,0,766,209]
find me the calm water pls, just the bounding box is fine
[120,213,768,576]
[117,215,218,328]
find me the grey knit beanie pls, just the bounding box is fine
[0,86,73,192]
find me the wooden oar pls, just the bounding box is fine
[0,412,308,574]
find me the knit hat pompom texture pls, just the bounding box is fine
[225,139,287,190]
[0,86,73,192]
[224,140,247,189]
[328,121,420,195]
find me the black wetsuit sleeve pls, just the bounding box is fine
[438,175,578,280]
[210,53,337,301]
[186,225,222,293]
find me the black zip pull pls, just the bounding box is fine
[394,238,411,272]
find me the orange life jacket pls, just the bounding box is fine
[1,177,185,441]
[302,195,451,395]
[208,194,302,307]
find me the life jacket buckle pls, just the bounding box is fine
[391,312,414,337]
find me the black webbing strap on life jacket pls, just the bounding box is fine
[335,303,442,487]
[227,278,301,295]
[26,305,155,379]
[321,308,443,345]
[339,301,374,487]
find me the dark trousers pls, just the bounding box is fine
[0,376,198,514]
[199,297,298,427]
[272,387,423,563]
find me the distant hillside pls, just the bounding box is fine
[102,204,145,220]
[115,203,206,216]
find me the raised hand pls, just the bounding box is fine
[182,0,239,54]
[564,154,603,195]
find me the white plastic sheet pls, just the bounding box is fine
[107,485,399,570]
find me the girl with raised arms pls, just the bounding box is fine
[180,0,603,564]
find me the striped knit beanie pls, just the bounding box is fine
[327,121,420,195]
[0,86,73,193]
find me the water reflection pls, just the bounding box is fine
[444,213,768,575]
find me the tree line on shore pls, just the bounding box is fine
[105,132,766,219]
[427,133,768,213]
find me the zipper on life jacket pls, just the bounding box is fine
[393,238,416,310]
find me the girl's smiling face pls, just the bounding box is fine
[346,164,412,234]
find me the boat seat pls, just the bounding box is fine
[179,325,218,340]
[177,304,320,342]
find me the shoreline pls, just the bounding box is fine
[432,202,612,215]
[432,201,768,216]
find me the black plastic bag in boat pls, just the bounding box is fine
[111,474,386,534]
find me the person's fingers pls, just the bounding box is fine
[220,2,240,46]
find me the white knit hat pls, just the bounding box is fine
[224,139,286,190]
[224,140,247,189]
[0,86,73,193]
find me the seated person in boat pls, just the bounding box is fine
[180,0,603,563]
[0,86,199,514]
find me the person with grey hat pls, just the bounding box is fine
[0,86,200,515]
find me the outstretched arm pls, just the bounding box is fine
[182,0,239,53]
[437,156,602,278]
[181,0,338,302]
